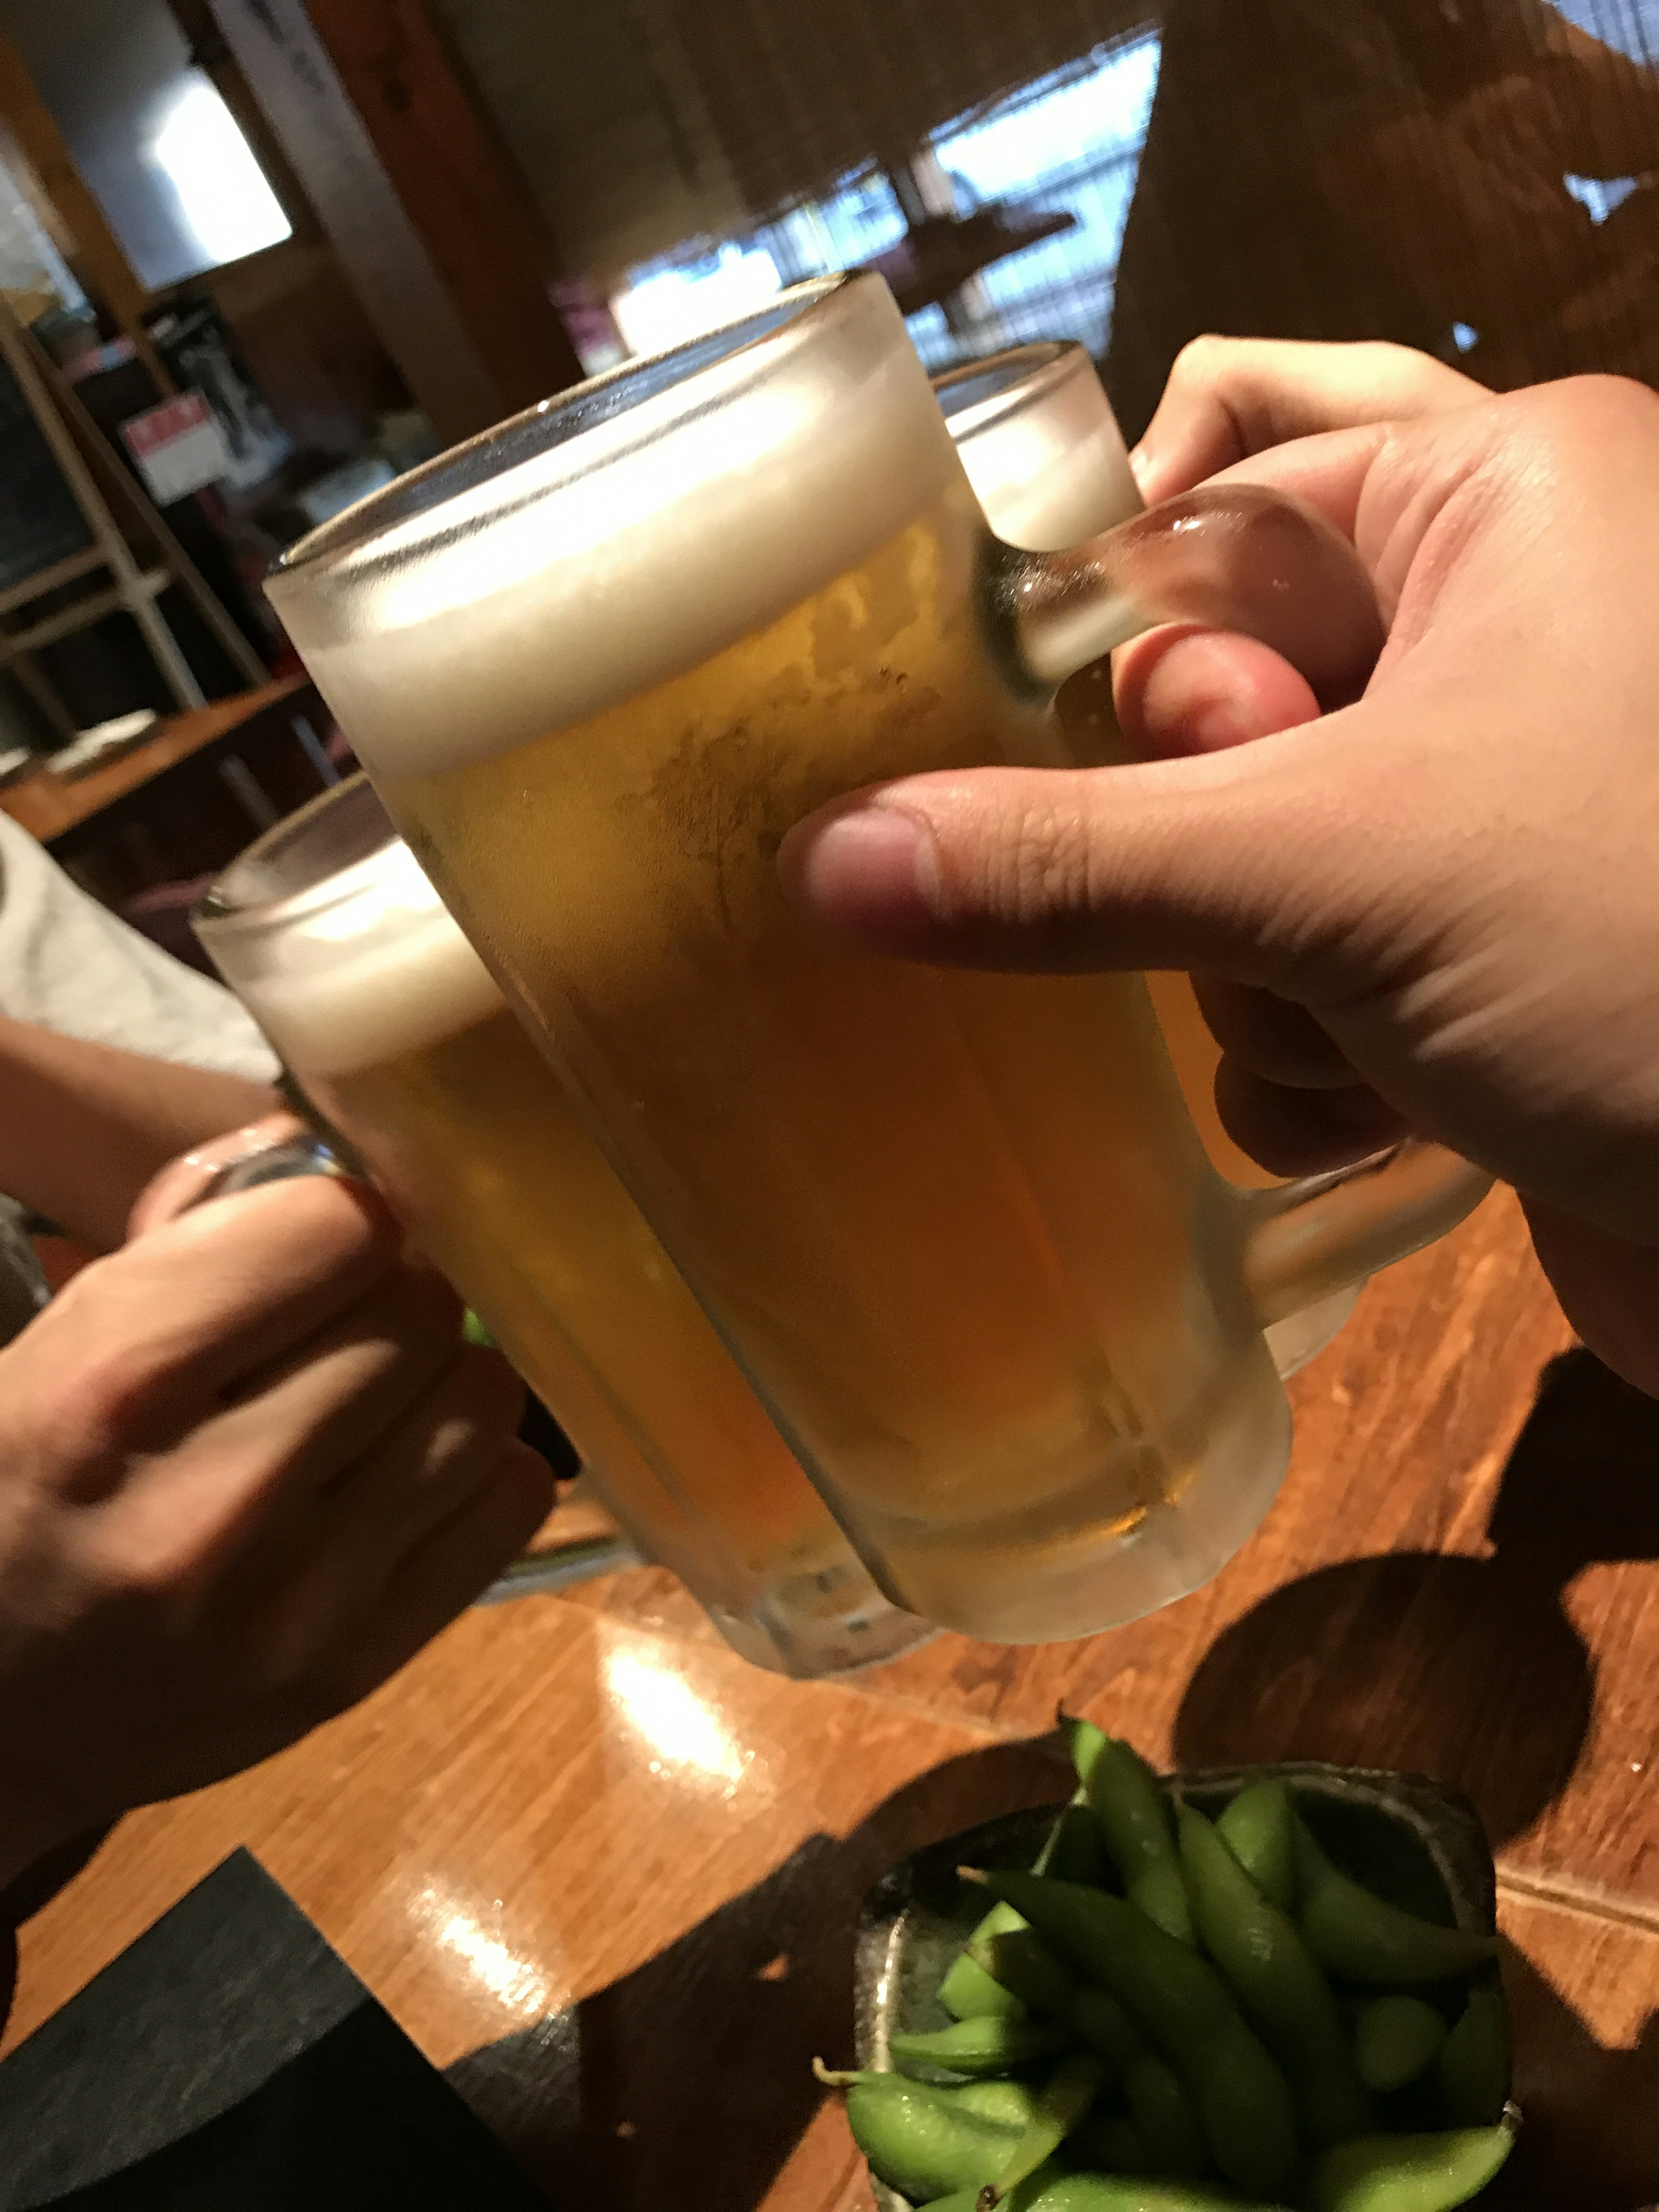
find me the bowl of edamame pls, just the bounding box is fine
[817,1731,1516,2212]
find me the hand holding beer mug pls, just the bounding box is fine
[270,274,1488,1643]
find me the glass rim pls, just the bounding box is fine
[194,772,398,941]
[932,339,1094,440]
[270,271,866,592]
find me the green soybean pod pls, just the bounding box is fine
[1293,1819,1499,1984]
[1437,1985,1511,2126]
[918,2171,1058,2212]
[1086,1741,1196,1947]
[889,2017,1073,2080]
[1305,2121,1516,2211]
[1060,1714,1109,1790]
[946,1784,1106,2022]
[964,1922,1081,2020]
[1353,1994,1449,2093]
[1007,2175,1290,2210]
[812,2066,1019,2201]
[1184,2015,1300,2201]
[943,1900,1034,2022]
[950,2079,1044,2130]
[1067,2112,1151,2174]
[1122,2052,1209,2180]
[1073,1987,1144,2072]
[1043,1801,1111,1889]
[983,2051,1109,2203]
[967,1869,1297,2197]
[1178,1803,1372,2147]
[1216,1780,1296,1913]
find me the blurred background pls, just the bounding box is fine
[0,0,1653,927]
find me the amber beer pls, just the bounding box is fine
[272,276,1474,1641]
[196,789,928,1678]
[276,315,1291,1642]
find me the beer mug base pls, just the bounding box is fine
[674,1586,935,1680]
[861,1374,1294,1646]
[750,1564,940,1678]
[1264,1281,1363,1378]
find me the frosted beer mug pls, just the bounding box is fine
[195,777,929,1678]
[270,274,1488,1643]
[936,341,1486,1378]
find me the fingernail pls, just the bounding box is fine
[781,802,940,925]
[1128,443,1152,489]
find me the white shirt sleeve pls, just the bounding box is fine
[0,811,280,1084]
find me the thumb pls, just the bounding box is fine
[778,715,1390,1000]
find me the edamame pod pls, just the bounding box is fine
[1068,2113,1151,2174]
[943,1900,1038,2022]
[1185,2015,1300,2200]
[1086,1741,1196,1947]
[919,2171,1056,2212]
[943,1948,1031,2024]
[1178,1804,1372,2148]
[1074,1987,1145,2071]
[966,1869,1297,2196]
[1292,1820,1498,1984]
[947,1793,1100,2021]
[812,2065,1020,2201]
[1045,1801,1111,1888]
[1437,1986,1510,2126]
[1352,1995,1449,2093]
[996,2176,1290,2210]
[953,2080,1045,2130]
[963,1921,1081,2021]
[1061,1714,1109,1789]
[1216,1780,1296,1913]
[1123,2052,1210,2179]
[890,2017,1073,2079]
[983,2051,1109,2203]
[1305,2121,1516,2211]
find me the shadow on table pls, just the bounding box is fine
[1483,1936,1659,2212]
[446,1735,1066,2212]
[1176,1345,1659,2210]
[1175,1348,1659,1847]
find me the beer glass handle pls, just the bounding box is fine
[998,479,1386,713]
[998,479,1493,1316]
[1239,1143,1492,1327]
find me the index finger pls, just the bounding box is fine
[1132,337,1484,505]
[31,1176,405,1430]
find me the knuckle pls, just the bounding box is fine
[1514,371,1659,458]
[983,783,1106,928]
[1170,333,1230,388]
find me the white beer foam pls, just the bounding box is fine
[278,312,957,782]
[951,372,1140,553]
[244,840,504,1079]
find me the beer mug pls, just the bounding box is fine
[270,273,1490,1644]
[195,775,931,1678]
[935,339,1446,1378]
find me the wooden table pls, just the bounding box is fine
[0,677,318,845]
[0,677,336,911]
[7,1189,1658,2208]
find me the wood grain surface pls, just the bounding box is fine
[0,677,311,842]
[9,1186,1657,2208]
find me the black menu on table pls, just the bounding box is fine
[0,1849,548,2209]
